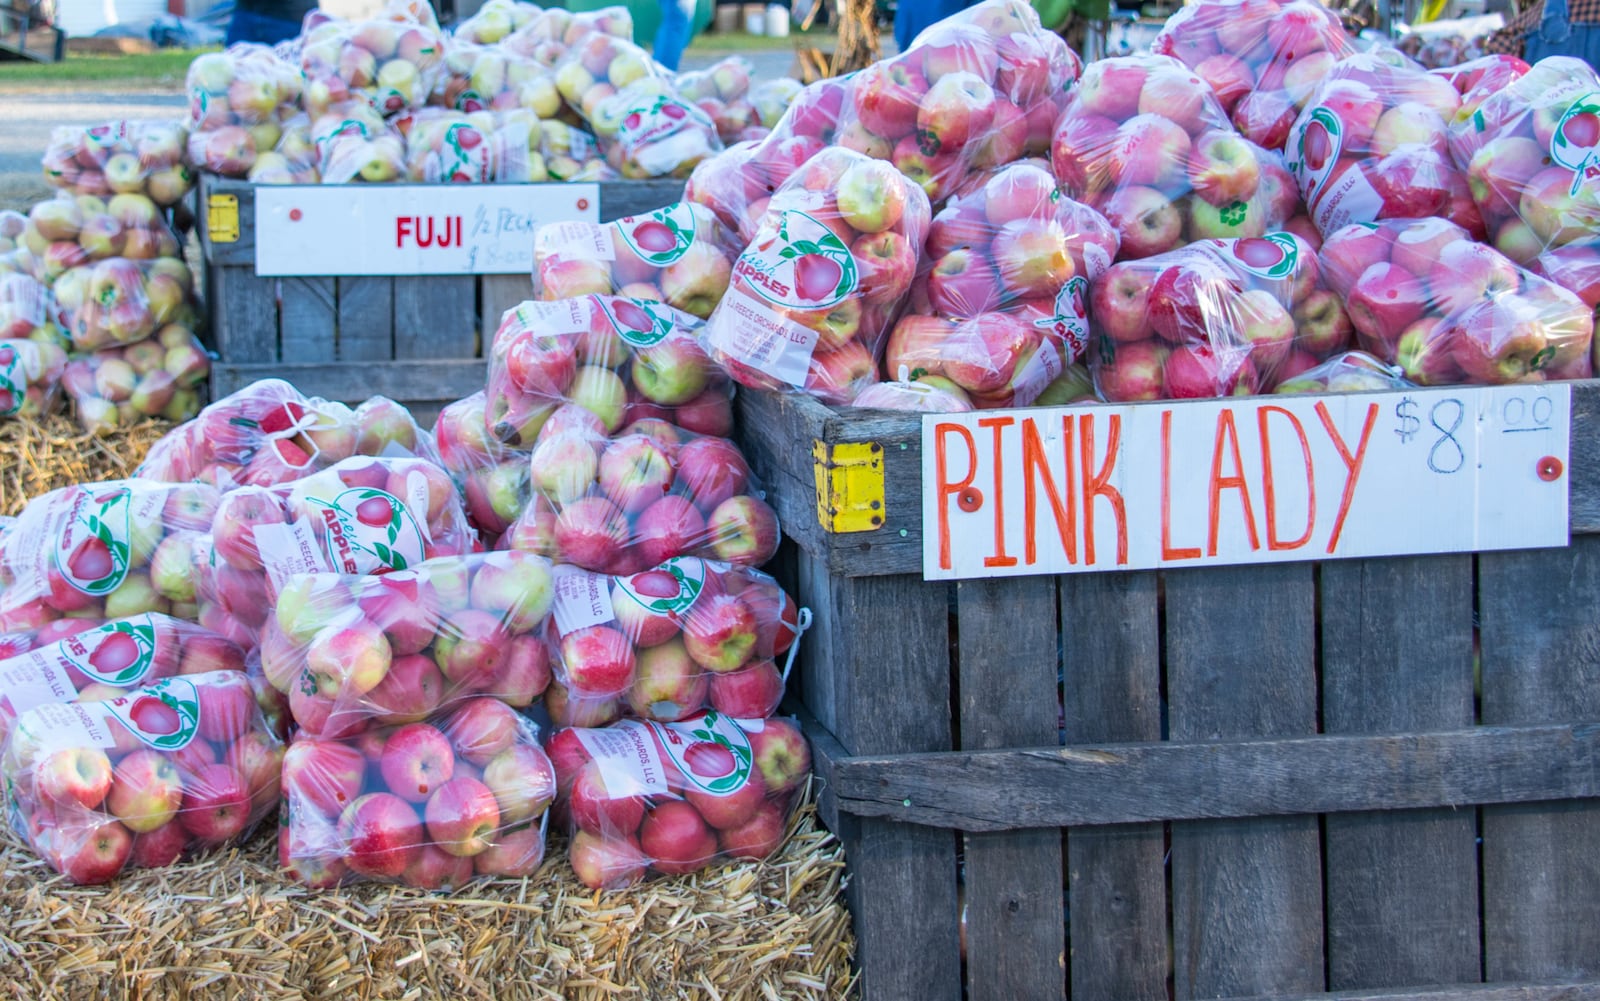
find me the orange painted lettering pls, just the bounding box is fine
[978,416,1018,568]
[1021,416,1076,566]
[1257,405,1315,552]
[933,422,977,571]
[1207,409,1261,556]
[1079,413,1128,566]
[1160,409,1201,561]
[1315,401,1379,555]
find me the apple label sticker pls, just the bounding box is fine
[651,711,754,798]
[510,297,593,337]
[14,700,120,750]
[1012,339,1067,408]
[54,484,134,598]
[708,296,820,387]
[1309,165,1384,238]
[537,220,616,262]
[574,718,671,796]
[254,518,326,595]
[0,340,32,417]
[615,203,698,268]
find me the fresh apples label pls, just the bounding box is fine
[1551,94,1600,193]
[551,565,615,635]
[1,615,162,716]
[616,203,697,267]
[595,296,677,348]
[652,711,754,798]
[1227,233,1301,281]
[303,487,427,574]
[1287,106,1344,204]
[99,677,201,751]
[1033,276,1091,364]
[54,485,133,596]
[0,341,31,417]
[738,210,858,310]
[574,719,671,797]
[617,96,716,173]
[613,557,707,623]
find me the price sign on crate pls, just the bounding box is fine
[921,385,1571,581]
[253,184,600,276]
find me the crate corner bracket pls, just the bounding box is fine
[207,193,240,244]
[813,440,885,534]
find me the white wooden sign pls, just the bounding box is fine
[253,184,600,276]
[921,385,1571,581]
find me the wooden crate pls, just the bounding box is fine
[737,384,1600,1001]
[195,174,685,413]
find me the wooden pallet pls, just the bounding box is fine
[736,383,1600,1001]
[0,4,63,62]
[196,173,686,413]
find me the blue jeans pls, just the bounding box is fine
[226,8,301,46]
[894,0,971,50]
[654,0,694,72]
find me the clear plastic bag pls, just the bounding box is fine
[60,324,209,434]
[1089,231,1354,400]
[298,9,446,119]
[57,256,196,353]
[1317,217,1594,384]
[433,391,530,539]
[498,413,779,575]
[280,698,555,889]
[703,147,932,404]
[2,671,282,884]
[485,295,731,447]
[549,711,809,888]
[258,550,556,738]
[0,336,66,421]
[398,107,533,182]
[1272,349,1416,393]
[184,43,304,179]
[41,120,193,207]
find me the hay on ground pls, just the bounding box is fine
[0,413,170,517]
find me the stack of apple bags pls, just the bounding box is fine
[0,121,211,436]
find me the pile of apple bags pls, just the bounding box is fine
[0,272,68,421]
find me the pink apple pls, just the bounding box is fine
[1075,59,1147,121]
[684,764,766,831]
[424,776,501,857]
[852,60,929,141]
[568,829,647,889]
[1428,241,1522,314]
[178,763,251,843]
[441,697,521,767]
[916,71,997,155]
[482,744,555,826]
[1102,186,1183,259]
[1292,288,1355,356]
[708,659,784,719]
[627,637,710,721]
[57,815,133,884]
[1346,262,1429,347]
[749,718,810,798]
[568,760,646,836]
[639,799,718,874]
[560,624,636,697]
[474,822,546,877]
[379,723,455,803]
[283,738,366,818]
[1096,338,1169,401]
[1389,218,1470,279]
[338,792,423,878]
[682,594,758,673]
[107,749,184,833]
[36,746,113,810]
[1186,130,1262,207]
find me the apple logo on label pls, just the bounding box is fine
[1551,94,1600,189]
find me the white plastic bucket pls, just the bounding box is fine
[743,7,765,33]
[765,3,790,36]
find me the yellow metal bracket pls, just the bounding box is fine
[813,440,885,534]
[207,193,239,244]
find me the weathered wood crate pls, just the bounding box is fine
[737,384,1600,1001]
[195,173,685,412]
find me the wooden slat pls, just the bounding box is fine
[394,276,478,360]
[210,360,486,405]
[480,274,532,343]
[1165,563,1322,999]
[955,577,1064,1001]
[198,174,258,266]
[795,559,959,1001]
[280,277,336,363]
[1481,539,1600,982]
[821,722,1600,830]
[206,265,277,362]
[1320,555,1480,989]
[335,277,393,362]
[1221,980,1600,1001]
[1059,571,1167,1001]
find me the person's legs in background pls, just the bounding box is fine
[654,0,695,71]
[227,8,302,45]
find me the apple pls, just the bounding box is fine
[748,718,811,798]
[834,158,907,235]
[1450,297,1558,382]
[338,792,424,879]
[639,799,718,875]
[1346,262,1429,347]
[226,730,283,815]
[468,550,553,633]
[1194,54,1254,116]
[1092,263,1154,343]
[441,698,521,767]
[1293,288,1355,356]
[57,815,134,884]
[481,744,555,826]
[424,776,501,857]
[1186,130,1262,207]
[106,749,184,833]
[559,624,636,697]
[1388,218,1469,279]
[708,659,784,719]
[1096,338,1169,401]
[569,829,647,889]
[1165,344,1259,398]
[37,746,113,810]
[1075,59,1147,121]
[1395,316,1462,384]
[568,760,646,836]
[683,759,766,830]
[365,653,445,723]
[1428,241,1522,314]
[474,822,546,877]
[627,637,710,722]
[178,763,251,843]
[129,819,189,869]
[1113,114,1192,191]
[682,594,758,673]
[305,620,392,700]
[380,723,455,803]
[1102,186,1183,260]
[706,496,780,568]
[852,60,929,141]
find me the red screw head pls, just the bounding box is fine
[957,488,983,512]
[1538,456,1564,482]
[289,208,303,222]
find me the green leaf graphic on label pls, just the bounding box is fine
[103,677,201,751]
[0,343,25,417]
[617,203,696,266]
[615,557,707,616]
[307,487,426,574]
[654,710,754,797]
[1550,93,1600,195]
[64,617,159,686]
[55,486,132,597]
[599,296,677,347]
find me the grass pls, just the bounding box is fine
[687,29,836,52]
[0,48,213,90]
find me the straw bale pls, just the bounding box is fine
[0,797,857,1001]
[0,414,171,517]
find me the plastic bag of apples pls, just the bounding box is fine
[56,256,195,354]
[1152,0,1359,151]
[1446,56,1600,310]
[541,557,802,728]
[883,160,1120,410]
[452,0,543,46]
[0,479,220,635]
[532,201,741,320]
[40,119,193,207]
[1090,231,1355,400]
[257,550,556,740]
[2,671,282,885]
[484,295,732,448]
[0,613,246,740]
[1051,54,1298,262]
[397,107,535,183]
[1272,350,1414,394]
[195,454,474,643]
[1430,53,1528,126]
[1317,217,1594,385]
[60,323,210,434]
[297,3,446,120]
[673,56,761,145]
[702,147,931,404]
[497,405,779,575]
[280,697,556,889]
[184,43,304,179]
[0,335,66,421]
[498,5,634,70]
[136,379,436,491]
[553,31,723,179]
[26,191,185,271]
[548,710,809,889]
[432,391,529,540]
[1285,53,1484,240]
